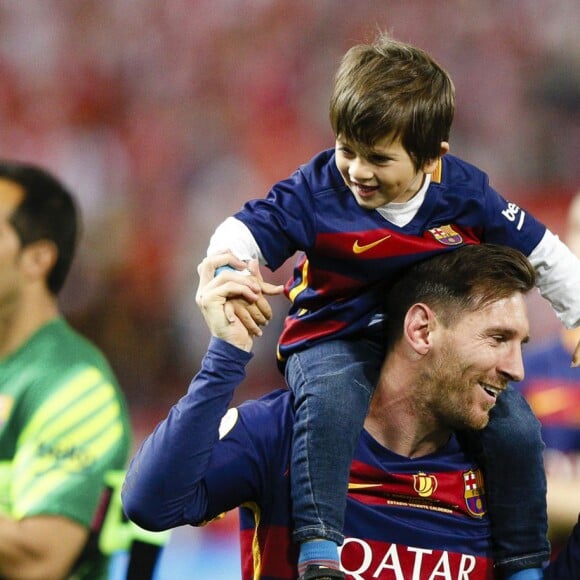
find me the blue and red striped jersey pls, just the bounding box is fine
[123,339,580,579]
[233,393,494,579]
[123,339,494,579]
[234,149,546,363]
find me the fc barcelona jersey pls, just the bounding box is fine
[122,339,494,579]
[234,149,546,362]
[216,391,494,579]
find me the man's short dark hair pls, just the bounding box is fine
[385,244,536,348]
[0,161,79,294]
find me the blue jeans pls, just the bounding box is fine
[286,337,549,573]
[460,387,550,574]
[285,336,383,545]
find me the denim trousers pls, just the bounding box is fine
[461,387,550,573]
[285,336,383,546]
[286,337,549,573]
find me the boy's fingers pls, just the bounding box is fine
[223,301,236,324]
[260,282,285,296]
[233,302,263,336]
[254,295,273,322]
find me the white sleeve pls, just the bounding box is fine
[207,216,265,264]
[528,229,580,329]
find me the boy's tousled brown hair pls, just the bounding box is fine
[329,33,455,170]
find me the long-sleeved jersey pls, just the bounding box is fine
[209,150,580,364]
[123,339,498,579]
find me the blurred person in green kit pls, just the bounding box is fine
[0,161,164,579]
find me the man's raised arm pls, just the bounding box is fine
[121,253,282,530]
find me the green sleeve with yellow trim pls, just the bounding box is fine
[0,319,131,526]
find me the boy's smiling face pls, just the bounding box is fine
[334,135,447,209]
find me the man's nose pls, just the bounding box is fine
[500,344,525,383]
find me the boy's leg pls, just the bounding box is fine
[467,387,550,574]
[286,336,382,575]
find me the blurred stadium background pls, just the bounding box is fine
[0,1,578,577]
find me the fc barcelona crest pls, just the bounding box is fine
[428,225,463,246]
[463,469,487,518]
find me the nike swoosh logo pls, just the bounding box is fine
[352,235,392,254]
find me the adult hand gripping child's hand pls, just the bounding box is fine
[196,252,283,352]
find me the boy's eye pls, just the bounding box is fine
[369,155,391,165]
[338,146,355,157]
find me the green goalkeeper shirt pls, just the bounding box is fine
[0,317,131,578]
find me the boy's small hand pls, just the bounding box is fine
[224,297,269,337]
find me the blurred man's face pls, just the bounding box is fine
[0,179,25,316]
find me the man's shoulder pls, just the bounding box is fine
[40,319,118,381]
[230,389,294,447]
[4,318,124,408]
[237,389,294,426]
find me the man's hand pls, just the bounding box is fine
[196,252,283,351]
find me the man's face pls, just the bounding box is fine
[0,179,25,316]
[334,135,426,209]
[421,293,529,431]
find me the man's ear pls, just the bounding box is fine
[21,240,57,282]
[403,303,437,355]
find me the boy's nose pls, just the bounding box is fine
[348,157,374,182]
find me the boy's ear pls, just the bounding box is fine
[422,141,449,174]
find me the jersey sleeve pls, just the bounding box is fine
[481,185,546,255]
[122,339,256,530]
[12,366,128,526]
[233,169,319,271]
[481,186,580,328]
[122,338,291,532]
[527,230,580,328]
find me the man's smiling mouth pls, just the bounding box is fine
[481,382,503,399]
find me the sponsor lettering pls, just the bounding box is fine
[339,537,489,579]
[501,202,526,231]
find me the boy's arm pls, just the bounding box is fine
[208,221,284,337]
[208,216,265,264]
[527,230,580,365]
